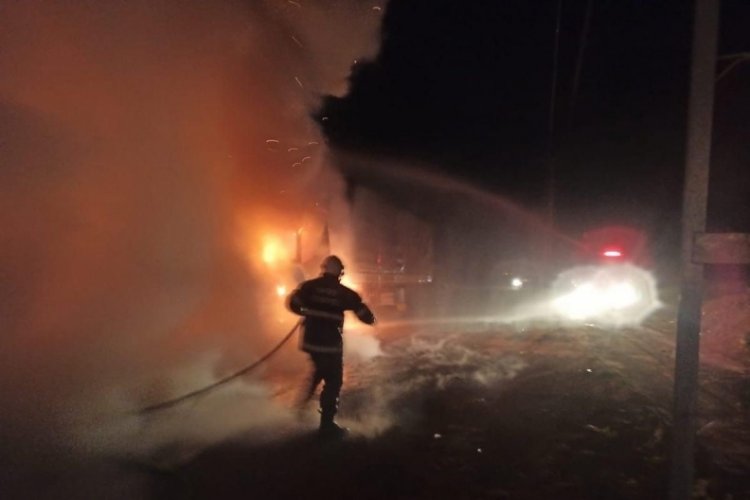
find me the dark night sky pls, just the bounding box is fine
[320,0,750,250]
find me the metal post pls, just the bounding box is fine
[669,1,719,499]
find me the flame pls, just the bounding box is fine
[261,233,292,267]
[340,273,359,291]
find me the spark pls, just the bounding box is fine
[294,76,303,88]
[291,35,303,48]
[288,0,301,7]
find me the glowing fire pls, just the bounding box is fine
[340,274,359,291]
[261,234,291,266]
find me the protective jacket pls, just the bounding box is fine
[288,274,375,353]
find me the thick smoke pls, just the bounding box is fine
[0,0,385,479]
[340,332,527,436]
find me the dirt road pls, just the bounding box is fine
[139,307,749,499]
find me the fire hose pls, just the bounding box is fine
[138,320,302,415]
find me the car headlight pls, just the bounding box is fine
[550,264,660,324]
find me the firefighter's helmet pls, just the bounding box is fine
[321,255,344,277]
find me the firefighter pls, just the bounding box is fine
[287,255,376,437]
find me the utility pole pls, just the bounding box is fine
[669,1,719,499]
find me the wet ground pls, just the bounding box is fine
[140,303,750,500]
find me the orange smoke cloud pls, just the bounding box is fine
[0,0,385,460]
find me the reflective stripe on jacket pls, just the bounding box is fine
[287,274,375,353]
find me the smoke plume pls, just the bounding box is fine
[0,0,386,486]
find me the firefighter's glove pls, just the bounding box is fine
[355,306,376,325]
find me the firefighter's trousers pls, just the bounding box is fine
[303,351,343,422]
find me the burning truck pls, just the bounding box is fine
[255,188,434,316]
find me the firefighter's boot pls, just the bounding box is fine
[319,410,348,438]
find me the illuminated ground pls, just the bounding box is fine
[145,301,750,500]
